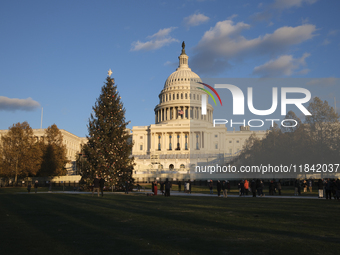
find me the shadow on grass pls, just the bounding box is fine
[0,191,340,255]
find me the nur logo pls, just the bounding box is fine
[197,82,222,115]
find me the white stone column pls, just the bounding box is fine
[151,132,154,151]
[161,132,166,151]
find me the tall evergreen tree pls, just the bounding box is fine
[82,72,134,190]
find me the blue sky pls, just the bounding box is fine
[0,0,339,137]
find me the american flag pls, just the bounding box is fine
[178,109,184,115]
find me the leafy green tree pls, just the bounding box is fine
[82,74,134,189]
[38,124,68,176]
[0,122,42,183]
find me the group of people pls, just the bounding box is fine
[27,181,39,193]
[151,178,171,196]
[90,177,340,200]
[294,179,313,195]
[209,180,230,197]
[316,178,340,200]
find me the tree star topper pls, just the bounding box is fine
[108,69,113,77]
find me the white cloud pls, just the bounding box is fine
[131,27,179,51]
[0,96,40,111]
[271,0,318,10]
[252,0,318,21]
[322,39,331,45]
[183,13,209,27]
[227,14,238,20]
[253,53,310,77]
[191,20,316,74]
[328,29,339,36]
[148,27,176,39]
[164,61,177,67]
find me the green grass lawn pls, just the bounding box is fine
[1,187,339,255]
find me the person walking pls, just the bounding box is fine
[99,175,105,197]
[308,179,313,193]
[160,181,164,195]
[217,180,222,197]
[153,181,158,196]
[325,179,332,199]
[222,180,227,198]
[269,180,275,195]
[276,180,282,195]
[260,180,265,197]
[303,180,307,193]
[209,180,213,195]
[318,179,324,198]
[244,180,249,196]
[251,179,257,197]
[178,181,181,192]
[34,181,39,194]
[164,178,171,197]
[240,180,245,196]
[92,175,100,197]
[27,183,31,193]
[336,179,340,201]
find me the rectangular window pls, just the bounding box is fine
[215,144,218,149]
[140,145,143,150]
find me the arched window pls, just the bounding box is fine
[169,164,174,170]
[180,164,185,169]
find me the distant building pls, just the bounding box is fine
[0,129,87,175]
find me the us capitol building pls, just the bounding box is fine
[0,44,266,180]
[131,44,266,181]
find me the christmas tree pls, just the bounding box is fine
[82,70,134,190]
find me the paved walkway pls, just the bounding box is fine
[18,189,325,199]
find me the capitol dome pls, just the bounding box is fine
[164,45,201,88]
[154,42,214,125]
